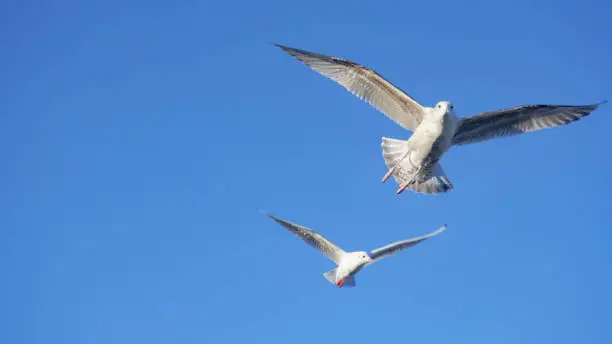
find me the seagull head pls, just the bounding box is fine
[356,251,372,264]
[433,101,455,118]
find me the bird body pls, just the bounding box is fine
[324,251,371,287]
[382,102,459,193]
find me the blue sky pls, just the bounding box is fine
[1,0,611,343]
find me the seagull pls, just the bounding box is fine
[261,211,447,288]
[275,43,606,195]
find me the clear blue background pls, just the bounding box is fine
[2,1,611,343]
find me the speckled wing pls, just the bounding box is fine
[368,225,447,263]
[262,212,346,264]
[452,102,605,146]
[276,44,427,132]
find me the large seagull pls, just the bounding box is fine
[261,211,447,288]
[275,43,605,195]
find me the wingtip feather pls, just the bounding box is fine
[257,209,273,218]
[273,42,293,53]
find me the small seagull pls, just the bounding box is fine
[260,211,447,288]
[275,43,606,195]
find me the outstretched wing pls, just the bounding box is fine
[452,102,605,146]
[368,225,448,263]
[261,211,346,264]
[275,43,427,132]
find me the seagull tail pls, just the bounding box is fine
[381,137,411,177]
[322,268,339,285]
[323,268,356,288]
[381,137,453,194]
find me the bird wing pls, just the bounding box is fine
[368,225,447,263]
[452,102,605,146]
[276,44,427,132]
[261,212,346,264]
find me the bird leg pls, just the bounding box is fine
[381,165,398,183]
[336,280,345,288]
[396,179,415,194]
[381,151,411,183]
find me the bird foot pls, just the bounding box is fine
[381,165,398,183]
[336,280,345,288]
[396,180,414,194]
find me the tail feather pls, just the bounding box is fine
[381,137,409,158]
[381,137,454,194]
[322,268,357,288]
[323,268,338,284]
[381,137,414,172]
